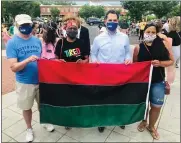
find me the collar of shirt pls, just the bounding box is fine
[77,26,81,39]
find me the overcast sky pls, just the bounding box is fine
[71,0,121,5]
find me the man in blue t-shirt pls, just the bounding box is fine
[6,14,54,142]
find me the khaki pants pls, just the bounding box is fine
[16,82,39,110]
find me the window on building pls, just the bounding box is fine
[61,8,64,12]
[42,8,45,12]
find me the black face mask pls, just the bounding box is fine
[66,29,78,40]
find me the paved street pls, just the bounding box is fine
[2,52,15,95]
[2,68,180,142]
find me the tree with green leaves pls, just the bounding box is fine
[115,9,121,16]
[39,0,76,5]
[79,5,105,19]
[149,1,179,18]
[50,7,60,21]
[2,1,40,23]
[122,1,179,21]
[167,3,180,18]
[122,1,150,21]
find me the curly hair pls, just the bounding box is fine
[42,21,57,45]
[169,16,180,32]
[63,15,81,28]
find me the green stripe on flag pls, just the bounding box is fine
[40,103,146,127]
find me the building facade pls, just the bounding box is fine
[40,5,127,17]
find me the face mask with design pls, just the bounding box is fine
[106,22,118,32]
[66,29,78,40]
[144,33,157,43]
[19,25,32,35]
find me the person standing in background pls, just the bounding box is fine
[41,21,57,60]
[76,17,91,55]
[168,16,181,68]
[9,23,15,36]
[139,19,147,41]
[162,19,170,33]
[136,21,140,36]
[2,24,11,46]
[31,22,39,36]
[119,19,129,35]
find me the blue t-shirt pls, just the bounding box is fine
[6,35,42,84]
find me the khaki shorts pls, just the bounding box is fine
[16,82,39,110]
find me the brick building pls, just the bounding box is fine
[40,4,127,17]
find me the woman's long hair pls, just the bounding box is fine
[169,16,180,32]
[42,21,57,45]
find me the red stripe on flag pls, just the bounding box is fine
[38,59,151,86]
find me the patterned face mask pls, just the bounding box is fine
[144,33,157,43]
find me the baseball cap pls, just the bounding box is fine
[15,14,32,25]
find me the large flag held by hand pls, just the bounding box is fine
[38,60,152,127]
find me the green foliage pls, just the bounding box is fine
[39,0,76,5]
[147,15,157,21]
[149,1,179,18]
[50,7,60,20]
[2,1,40,19]
[115,9,121,15]
[167,4,180,18]
[122,1,179,20]
[122,1,150,21]
[79,5,105,19]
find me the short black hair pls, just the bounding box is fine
[32,22,38,29]
[105,10,119,20]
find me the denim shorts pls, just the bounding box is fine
[149,81,165,107]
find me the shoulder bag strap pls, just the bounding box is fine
[143,42,152,59]
[177,32,181,39]
[143,42,165,80]
[60,38,64,59]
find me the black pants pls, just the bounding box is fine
[139,30,144,40]
[136,29,139,35]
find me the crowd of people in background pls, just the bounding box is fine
[2,10,181,142]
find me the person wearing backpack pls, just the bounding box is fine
[40,22,58,59]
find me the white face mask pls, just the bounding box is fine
[144,33,156,43]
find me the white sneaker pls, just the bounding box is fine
[26,128,34,142]
[42,124,55,132]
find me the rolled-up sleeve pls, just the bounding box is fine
[90,38,99,62]
[124,36,131,60]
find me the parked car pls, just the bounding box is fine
[98,22,105,30]
[86,17,102,26]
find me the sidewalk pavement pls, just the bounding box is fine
[2,51,180,142]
